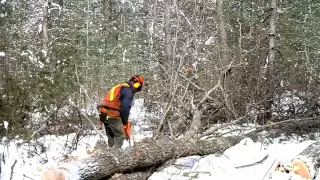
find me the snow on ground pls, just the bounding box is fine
[149,133,320,180]
[0,99,153,180]
[0,98,319,180]
[0,134,98,180]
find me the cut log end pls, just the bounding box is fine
[41,168,66,180]
[271,142,320,180]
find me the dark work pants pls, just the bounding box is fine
[99,113,125,149]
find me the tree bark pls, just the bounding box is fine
[42,0,49,63]
[265,0,278,120]
[0,152,2,175]
[108,167,155,180]
[185,108,202,137]
[272,142,320,180]
[66,135,258,180]
[216,0,229,66]
[296,142,320,179]
[164,0,172,62]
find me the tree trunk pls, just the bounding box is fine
[164,0,172,62]
[101,0,110,97]
[272,142,320,180]
[216,0,236,119]
[65,135,258,180]
[0,152,2,175]
[108,168,155,180]
[42,0,49,63]
[296,142,320,179]
[185,109,202,137]
[265,0,278,120]
[153,0,173,138]
[216,0,229,66]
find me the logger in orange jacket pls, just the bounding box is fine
[97,75,144,149]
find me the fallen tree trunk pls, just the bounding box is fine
[293,142,320,179]
[271,142,320,180]
[108,167,155,180]
[66,135,258,180]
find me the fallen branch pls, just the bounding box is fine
[31,93,71,138]
[246,117,320,135]
[235,154,269,169]
[23,174,35,180]
[262,159,277,180]
[10,160,17,180]
[182,171,211,175]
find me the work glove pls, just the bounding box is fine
[123,121,131,140]
[98,120,103,130]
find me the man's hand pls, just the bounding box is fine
[98,120,103,130]
[123,121,131,139]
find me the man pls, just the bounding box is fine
[97,75,145,149]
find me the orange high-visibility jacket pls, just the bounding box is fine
[99,83,131,118]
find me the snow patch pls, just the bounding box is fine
[205,36,215,45]
[3,121,8,130]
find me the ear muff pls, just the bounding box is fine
[133,82,140,89]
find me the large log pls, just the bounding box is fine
[108,167,155,180]
[293,142,320,179]
[66,135,258,180]
[271,142,320,180]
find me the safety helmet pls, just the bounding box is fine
[130,75,145,91]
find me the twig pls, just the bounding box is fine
[178,73,217,102]
[10,160,17,180]
[154,57,183,139]
[262,159,277,180]
[304,44,320,84]
[31,93,71,138]
[70,103,109,144]
[197,82,220,109]
[196,61,236,109]
[235,154,269,169]
[183,171,211,175]
[23,174,35,180]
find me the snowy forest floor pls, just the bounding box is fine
[0,99,319,180]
